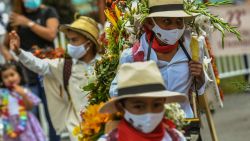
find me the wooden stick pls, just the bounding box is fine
[199,94,219,141]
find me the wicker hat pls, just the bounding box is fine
[59,16,99,47]
[148,0,195,17]
[99,61,187,114]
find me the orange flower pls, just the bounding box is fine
[105,9,117,28]
[74,103,113,140]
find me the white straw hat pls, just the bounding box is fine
[148,0,195,17]
[99,61,187,114]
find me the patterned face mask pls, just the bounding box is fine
[151,18,185,45]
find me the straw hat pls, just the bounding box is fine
[148,0,195,17]
[99,61,187,114]
[59,16,99,47]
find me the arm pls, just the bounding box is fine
[9,12,59,42]
[28,18,59,42]
[9,31,51,75]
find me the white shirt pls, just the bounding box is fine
[18,50,99,141]
[109,33,207,118]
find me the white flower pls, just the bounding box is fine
[131,1,139,11]
[195,15,214,36]
[125,21,134,34]
[104,22,111,29]
[164,103,187,129]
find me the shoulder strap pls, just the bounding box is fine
[178,40,192,61]
[146,33,155,61]
[63,59,73,100]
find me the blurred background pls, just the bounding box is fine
[0,0,249,141]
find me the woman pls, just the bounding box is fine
[99,61,187,141]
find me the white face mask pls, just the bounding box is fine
[151,18,185,45]
[124,109,165,133]
[67,43,89,59]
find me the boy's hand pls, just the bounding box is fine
[9,31,21,55]
[189,60,205,89]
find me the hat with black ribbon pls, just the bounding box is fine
[147,0,195,17]
[99,61,187,114]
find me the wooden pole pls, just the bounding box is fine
[199,94,219,141]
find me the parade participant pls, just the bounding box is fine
[110,0,207,118]
[9,16,100,141]
[0,62,46,141]
[98,61,187,141]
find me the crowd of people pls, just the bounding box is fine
[0,0,214,141]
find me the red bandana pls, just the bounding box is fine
[117,119,165,141]
[145,29,179,53]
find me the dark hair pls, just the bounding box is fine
[0,61,25,88]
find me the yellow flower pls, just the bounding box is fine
[73,126,81,136]
[74,102,115,140]
[115,5,122,19]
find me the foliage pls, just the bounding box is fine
[185,0,241,48]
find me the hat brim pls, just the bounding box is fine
[99,90,187,114]
[147,10,198,18]
[59,25,99,48]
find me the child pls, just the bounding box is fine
[99,61,187,141]
[0,62,46,141]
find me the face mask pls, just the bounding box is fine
[124,109,165,133]
[151,18,185,45]
[72,0,84,4]
[24,0,41,10]
[67,43,89,59]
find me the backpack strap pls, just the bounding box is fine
[63,59,73,100]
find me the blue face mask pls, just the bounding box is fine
[72,0,85,4]
[24,0,42,10]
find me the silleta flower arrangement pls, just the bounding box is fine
[74,0,240,140]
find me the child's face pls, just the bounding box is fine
[121,97,166,115]
[1,68,21,87]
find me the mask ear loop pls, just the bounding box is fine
[83,40,91,52]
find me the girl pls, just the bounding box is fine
[0,62,46,141]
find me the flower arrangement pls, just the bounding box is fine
[165,103,188,130]
[85,0,240,105]
[74,0,240,140]
[73,103,122,141]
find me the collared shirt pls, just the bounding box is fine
[110,34,207,118]
[18,50,99,141]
